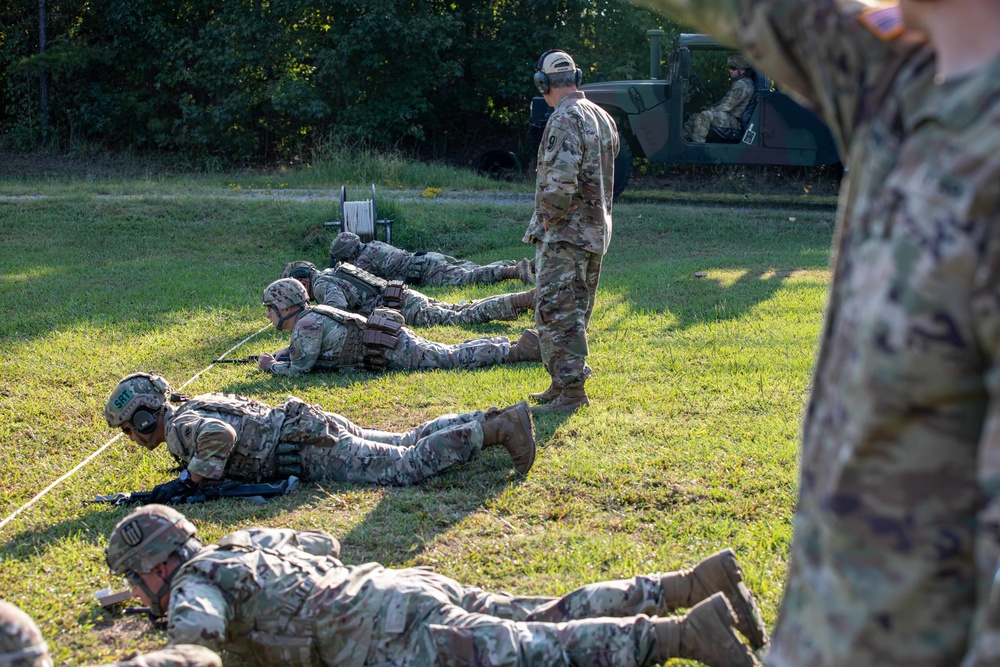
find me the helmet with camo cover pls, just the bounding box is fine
[262,278,309,311]
[0,601,52,667]
[280,260,318,282]
[330,232,361,262]
[106,505,199,575]
[104,373,171,438]
[727,54,751,70]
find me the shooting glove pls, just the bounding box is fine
[148,476,197,504]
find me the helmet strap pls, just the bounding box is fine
[275,305,305,331]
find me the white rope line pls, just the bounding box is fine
[0,325,271,533]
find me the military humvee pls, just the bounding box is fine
[529,32,840,196]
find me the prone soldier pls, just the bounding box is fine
[330,231,535,286]
[255,278,541,376]
[280,260,536,327]
[0,600,220,667]
[104,371,536,493]
[104,504,768,667]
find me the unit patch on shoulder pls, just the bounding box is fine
[859,5,905,41]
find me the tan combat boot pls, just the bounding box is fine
[529,380,563,404]
[506,329,541,363]
[531,384,589,413]
[516,258,535,284]
[481,401,536,474]
[659,548,768,650]
[652,593,760,667]
[507,288,536,314]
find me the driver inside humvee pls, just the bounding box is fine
[682,54,757,143]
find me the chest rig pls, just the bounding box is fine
[175,395,280,482]
[310,305,403,373]
[334,263,406,310]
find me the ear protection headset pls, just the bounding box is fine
[130,407,159,434]
[533,50,582,95]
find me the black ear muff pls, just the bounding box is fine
[131,408,158,435]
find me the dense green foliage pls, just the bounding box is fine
[0,0,680,163]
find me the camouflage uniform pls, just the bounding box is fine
[160,527,746,667]
[267,306,518,377]
[162,393,492,486]
[633,0,1000,665]
[682,76,755,143]
[340,238,521,286]
[524,91,618,390]
[95,646,221,667]
[307,263,531,327]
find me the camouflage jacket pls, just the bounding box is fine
[167,528,398,667]
[269,307,366,376]
[634,0,1000,665]
[164,394,283,481]
[711,75,754,119]
[523,91,619,255]
[352,241,413,281]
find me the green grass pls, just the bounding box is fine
[0,172,833,664]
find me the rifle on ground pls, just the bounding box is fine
[87,476,300,507]
[213,354,260,364]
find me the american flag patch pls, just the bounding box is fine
[859,5,905,41]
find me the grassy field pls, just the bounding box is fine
[0,165,835,664]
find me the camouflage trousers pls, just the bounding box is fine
[683,109,741,143]
[402,292,519,327]
[385,329,511,370]
[534,241,602,388]
[418,252,516,286]
[283,404,487,485]
[361,569,675,666]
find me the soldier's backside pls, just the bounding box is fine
[633,0,1000,665]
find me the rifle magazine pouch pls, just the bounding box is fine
[247,631,316,667]
[405,252,427,283]
[381,281,406,309]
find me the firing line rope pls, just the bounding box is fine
[0,325,271,533]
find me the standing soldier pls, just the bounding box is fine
[631,0,1000,665]
[526,49,619,413]
[255,279,540,376]
[103,371,537,494]
[280,260,536,327]
[0,600,220,667]
[330,232,535,286]
[104,505,767,667]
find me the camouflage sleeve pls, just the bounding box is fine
[536,113,583,229]
[713,77,754,114]
[269,316,323,376]
[314,278,349,310]
[170,413,236,481]
[96,645,222,667]
[167,574,230,654]
[632,0,907,150]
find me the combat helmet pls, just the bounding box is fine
[330,232,361,263]
[280,260,317,282]
[104,373,171,447]
[106,505,202,618]
[262,278,308,331]
[727,54,751,70]
[0,602,51,667]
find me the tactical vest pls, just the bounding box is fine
[405,251,428,283]
[308,305,402,373]
[333,263,407,310]
[173,395,282,482]
[175,530,344,667]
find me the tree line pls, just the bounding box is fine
[0,0,679,165]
